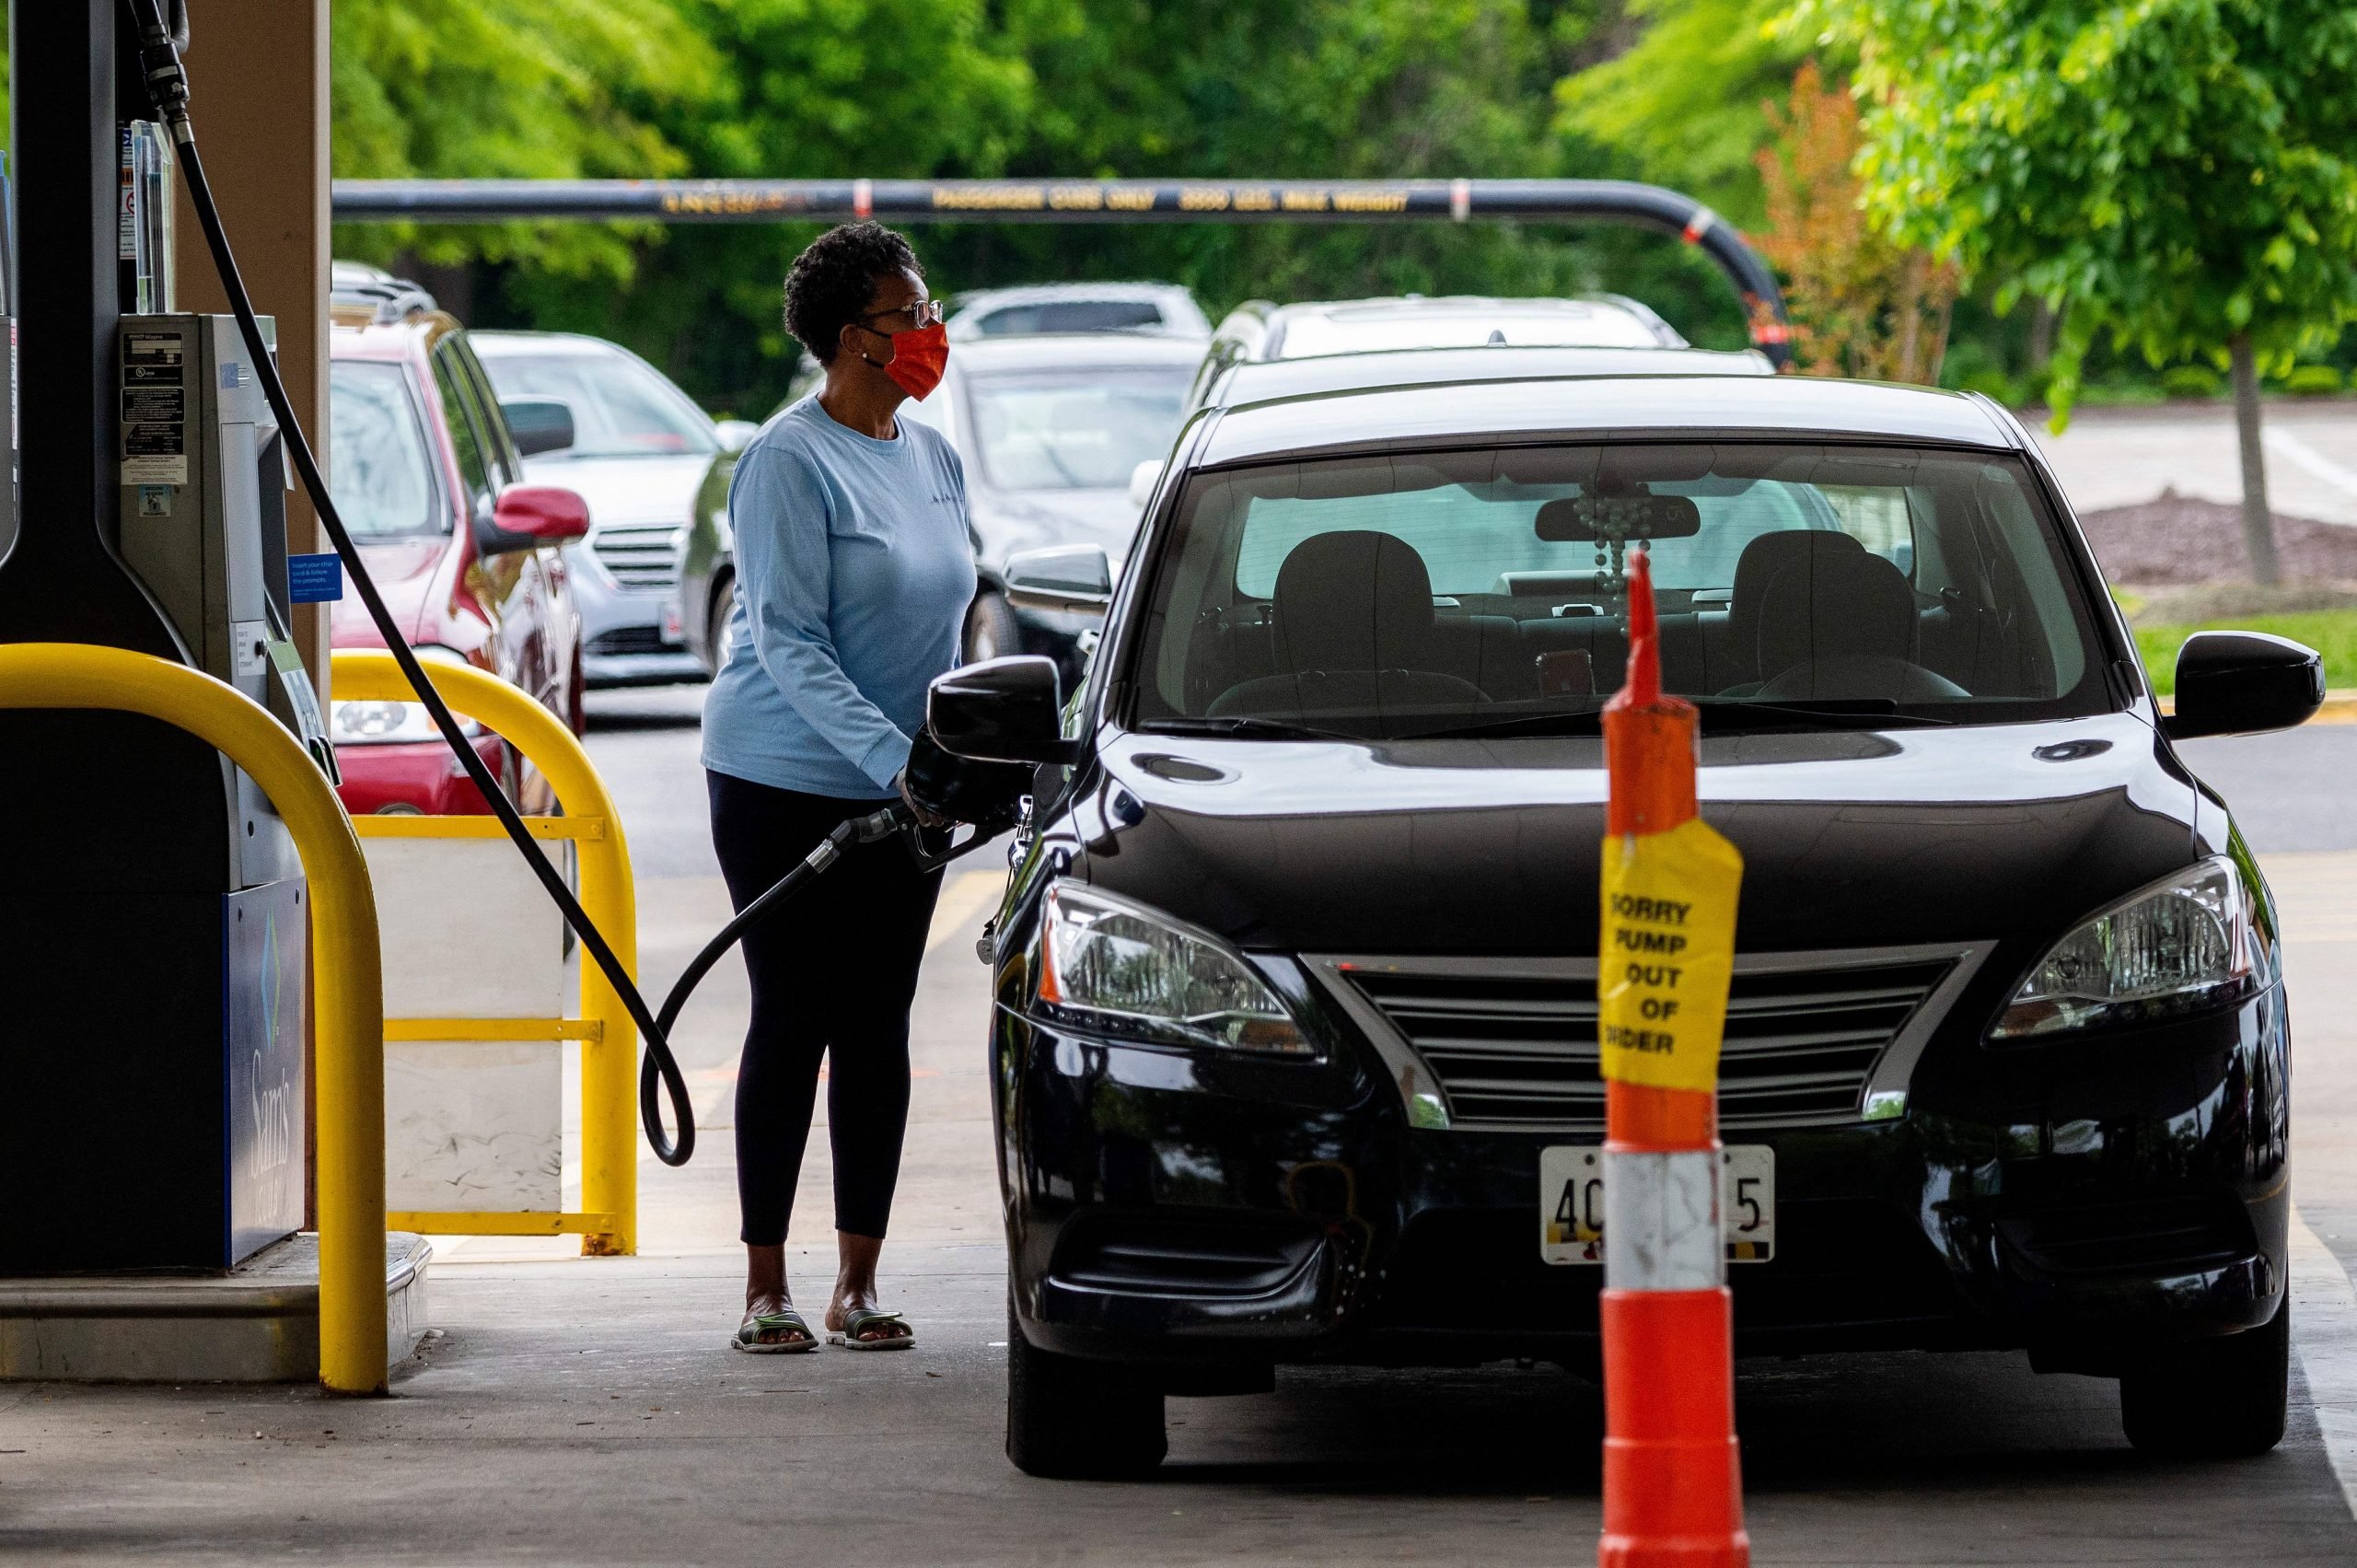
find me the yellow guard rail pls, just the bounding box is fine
[0,644,388,1396]
[332,650,639,1256]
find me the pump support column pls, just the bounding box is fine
[171,0,331,703]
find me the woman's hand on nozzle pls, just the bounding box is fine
[896,770,951,828]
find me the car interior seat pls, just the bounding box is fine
[1715,530,1867,691]
[1208,529,1489,720]
[1747,543,1971,703]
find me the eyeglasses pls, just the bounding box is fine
[855,298,945,332]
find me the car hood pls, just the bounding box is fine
[971,486,1139,575]
[520,453,710,528]
[1080,711,2207,957]
[329,535,451,649]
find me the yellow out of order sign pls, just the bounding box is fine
[1596,818,1744,1093]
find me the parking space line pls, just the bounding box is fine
[2293,1210,2357,1521]
[2264,426,2357,509]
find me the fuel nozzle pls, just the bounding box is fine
[851,806,904,843]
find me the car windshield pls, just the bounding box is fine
[328,360,442,536]
[967,367,1190,491]
[1129,442,2110,738]
[970,301,1167,335]
[477,347,716,459]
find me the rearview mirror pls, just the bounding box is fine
[2163,630,2324,739]
[487,483,592,549]
[714,419,760,454]
[1005,545,1113,617]
[1128,458,1163,510]
[1535,494,1702,542]
[927,655,1080,766]
[501,397,575,459]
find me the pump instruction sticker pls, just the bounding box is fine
[121,331,188,486]
[1596,818,1744,1093]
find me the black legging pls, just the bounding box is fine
[707,769,945,1244]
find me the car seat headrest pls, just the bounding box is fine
[1727,530,1866,679]
[1272,530,1436,673]
[1755,544,1916,681]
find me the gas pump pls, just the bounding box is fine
[0,1,331,1272]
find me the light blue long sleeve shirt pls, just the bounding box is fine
[701,396,976,799]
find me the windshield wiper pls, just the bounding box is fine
[1403,710,1608,740]
[1147,715,1363,741]
[1689,698,1954,729]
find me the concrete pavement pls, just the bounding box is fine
[6,689,2357,1563]
[2032,401,2357,528]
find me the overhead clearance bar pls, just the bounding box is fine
[330,177,1794,367]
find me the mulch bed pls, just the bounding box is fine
[2077,491,2357,587]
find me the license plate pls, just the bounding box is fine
[1539,1144,1775,1265]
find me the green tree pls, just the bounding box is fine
[1814,0,2357,583]
[1555,0,1826,226]
[331,0,724,286]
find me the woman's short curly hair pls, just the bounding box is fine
[783,222,923,365]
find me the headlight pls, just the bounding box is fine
[329,700,481,746]
[1037,883,1313,1056]
[1990,856,2272,1040]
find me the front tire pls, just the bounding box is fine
[702,574,737,678]
[2119,1297,2289,1458]
[1004,1302,1166,1479]
[964,591,1023,666]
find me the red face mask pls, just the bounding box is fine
[867,320,950,401]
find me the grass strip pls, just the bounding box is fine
[2135,609,2357,695]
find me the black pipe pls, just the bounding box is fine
[329,177,1793,366]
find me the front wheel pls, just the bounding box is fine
[964,592,1023,666]
[1004,1302,1166,1479]
[2119,1296,2288,1458]
[702,574,737,678]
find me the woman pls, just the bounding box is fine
[701,222,971,1352]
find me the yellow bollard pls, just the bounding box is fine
[0,644,389,1395]
[331,652,639,1256]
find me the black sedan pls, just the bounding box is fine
[925,366,2321,1479]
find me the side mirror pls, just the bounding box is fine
[1127,458,1163,510]
[714,419,760,454]
[2163,630,2324,739]
[487,483,592,549]
[1004,544,1112,617]
[927,655,1080,766]
[501,397,575,459]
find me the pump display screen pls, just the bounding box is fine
[329,361,443,536]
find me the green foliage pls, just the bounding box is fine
[491,0,1045,414]
[331,0,726,281]
[2137,610,2357,695]
[2160,365,2224,400]
[2281,364,2344,397]
[1811,0,2357,424]
[364,0,1758,414]
[1555,0,1828,226]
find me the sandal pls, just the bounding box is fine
[827,1307,915,1351]
[732,1306,819,1353]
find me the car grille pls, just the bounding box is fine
[586,625,676,657]
[589,523,679,592]
[1319,950,1966,1132]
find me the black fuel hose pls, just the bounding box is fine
[642,806,877,1144]
[124,0,702,1163]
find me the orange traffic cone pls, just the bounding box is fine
[1596,549,1748,1567]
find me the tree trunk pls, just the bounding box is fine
[2028,300,2058,374]
[2228,334,2280,586]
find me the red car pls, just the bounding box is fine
[326,266,589,815]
